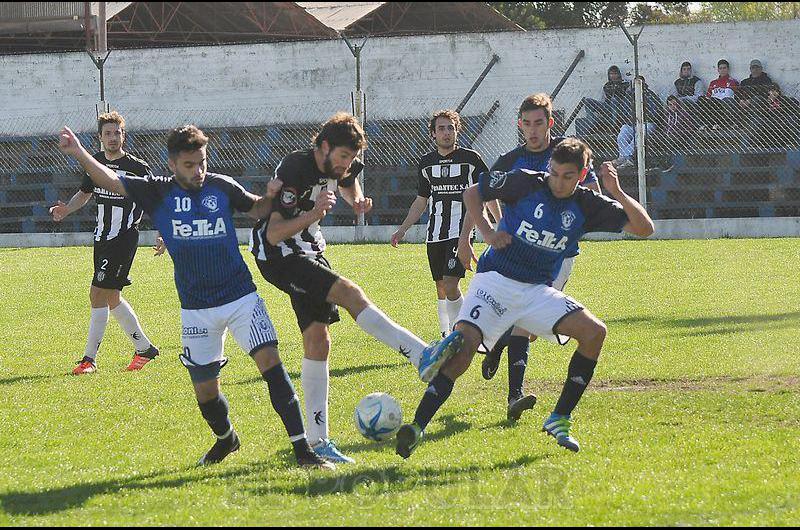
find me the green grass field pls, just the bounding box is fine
[1,239,799,525]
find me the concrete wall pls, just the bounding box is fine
[2,19,800,150]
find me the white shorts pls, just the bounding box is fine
[553,256,575,292]
[180,291,278,368]
[457,271,584,349]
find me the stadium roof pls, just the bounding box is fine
[0,2,522,54]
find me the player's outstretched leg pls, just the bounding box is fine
[396,326,474,459]
[254,346,336,470]
[506,332,537,423]
[73,305,109,374]
[195,387,240,466]
[329,278,460,382]
[482,326,511,380]
[541,310,606,453]
[109,297,159,371]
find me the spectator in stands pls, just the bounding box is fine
[658,95,695,171]
[613,76,661,168]
[763,84,800,147]
[671,61,704,104]
[739,59,774,105]
[583,65,630,133]
[698,59,739,129]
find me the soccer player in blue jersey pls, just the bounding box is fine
[58,124,334,470]
[397,138,654,458]
[459,93,603,424]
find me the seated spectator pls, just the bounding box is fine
[763,84,800,147]
[658,95,695,171]
[698,59,739,129]
[583,65,630,133]
[739,59,774,106]
[613,76,661,168]
[671,61,705,104]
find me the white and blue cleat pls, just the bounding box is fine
[418,330,464,383]
[542,413,580,453]
[313,439,355,464]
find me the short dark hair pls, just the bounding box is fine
[551,137,591,169]
[667,95,679,104]
[97,111,125,135]
[313,112,366,152]
[681,61,692,69]
[718,59,730,68]
[429,109,461,135]
[167,125,208,158]
[518,93,552,121]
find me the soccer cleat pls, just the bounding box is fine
[481,344,504,380]
[418,331,464,383]
[125,345,159,371]
[507,394,537,423]
[312,439,355,464]
[296,447,337,470]
[542,413,580,453]
[198,430,241,466]
[395,423,423,459]
[72,357,97,375]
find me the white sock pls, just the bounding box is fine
[302,358,329,446]
[436,299,449,337]
[110,299,152,353]
[84,307,109,360]
[355,305,427,369]
[446,296,463,332]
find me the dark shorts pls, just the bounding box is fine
[427,238,466,282]
[92,229,139,291]
[256,254,341,332]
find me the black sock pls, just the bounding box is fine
[413,373,455,431]
[292,438,314,457]
[262,363,306,440]
[554,351,597,416]
[491,327,513,356]
[198,393,232,438]
[507,336,530,402]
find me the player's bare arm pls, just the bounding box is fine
[391,195,427,247]
[598,162,654,237]
[58,126,127,197]
[49,190,92,222]
[339,178,373,215]
[462,185,512,249]
[266,190,335,245]
[246,178,284,220]
[584,179,602,195]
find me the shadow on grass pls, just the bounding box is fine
[607,311,800,336]
[230,361,406,386]
[0,375,55,387]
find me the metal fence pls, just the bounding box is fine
[2,82,800,235]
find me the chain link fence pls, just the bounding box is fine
[2,79,800,235]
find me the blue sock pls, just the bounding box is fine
[507,336,530,402]
[198,393,232,438]
[413,373,455,431]
[554,351,597,416]
[262,363,306,440]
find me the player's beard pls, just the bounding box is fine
[323,153,346,179]
[436,138,455,152]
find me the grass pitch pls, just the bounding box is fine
[0,238,798,525]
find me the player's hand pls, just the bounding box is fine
[485,229,512,250]
[313,190,337,218]
[49,201,69,222]
[354,197,373,215]
[58,126,83,157]
[599,161,622,196]
[390,228,406,247]
[266,178,283,199]
[458,238,478,271]
[153,236,166,257]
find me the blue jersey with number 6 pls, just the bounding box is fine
[476,169,629,285]
[120,173,256,309]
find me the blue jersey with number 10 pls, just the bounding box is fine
[121,173,257,310]
[476,169,629,285]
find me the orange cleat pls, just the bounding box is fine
[125,345,159,371]
[72,358,97,375]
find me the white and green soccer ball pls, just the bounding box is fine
[354,392,402,442]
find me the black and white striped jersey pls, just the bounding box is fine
[417,147,488,243]
[80,152,149,242]
[250,148,362,260]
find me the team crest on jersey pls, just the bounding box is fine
[441,165,450,178]
[96,271,105,282]
[202,195,219,213]
[281,188,298,208]
[561,210,576,230]
[488,171,507,189]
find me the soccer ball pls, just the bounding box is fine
[354,392,402,442]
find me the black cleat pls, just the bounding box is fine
[198,430,240,466]
[507,394,537,423]
[296,448,336,471]
[395,423,423,460]
[482,344,504,380]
